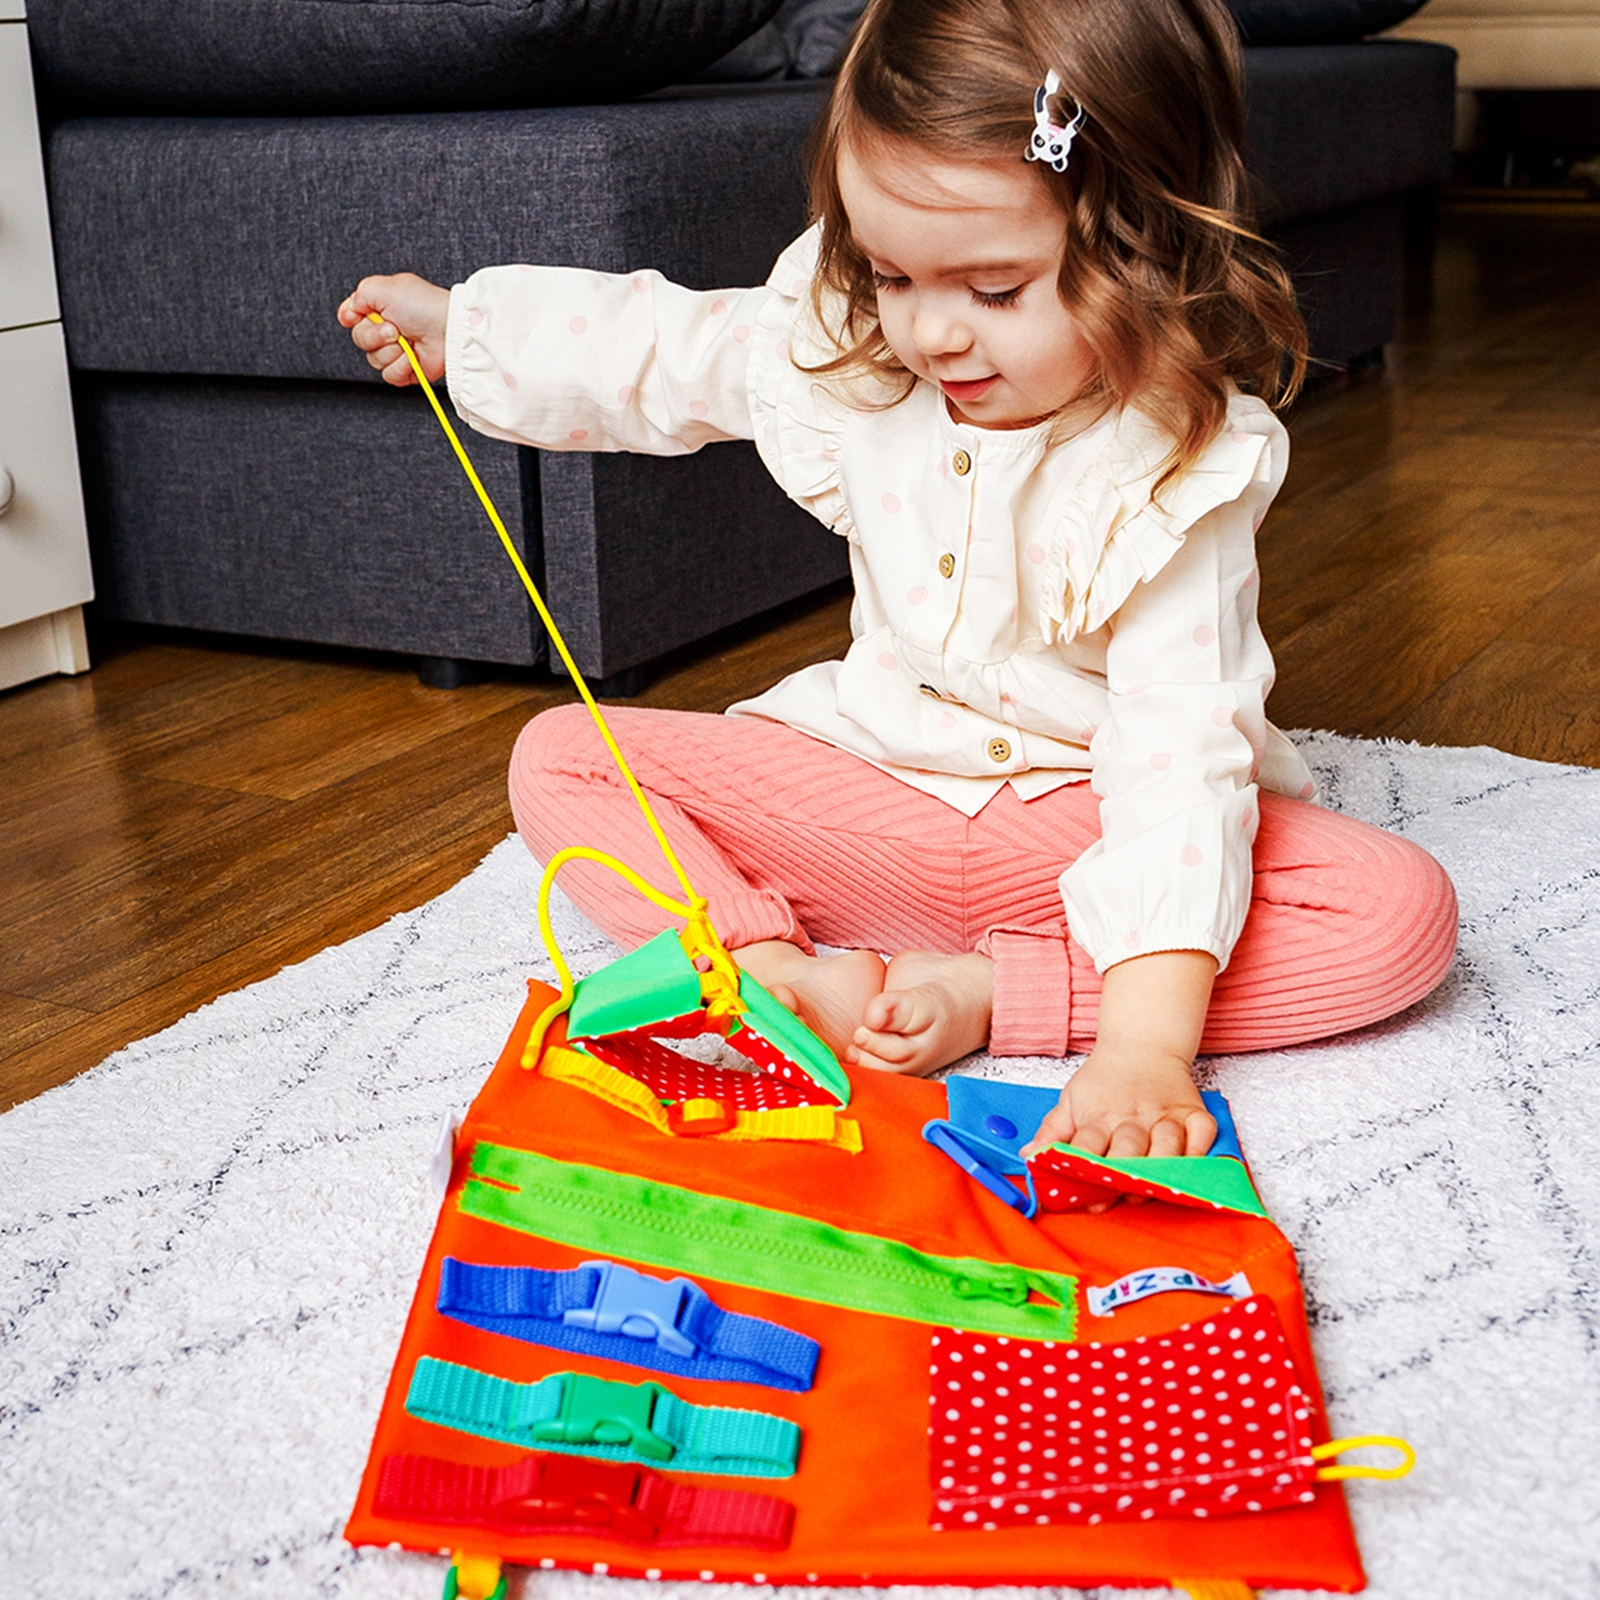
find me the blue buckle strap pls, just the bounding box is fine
[438,1258,819,1392]
[562,1261,696,1357]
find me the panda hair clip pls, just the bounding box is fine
[1025,70,1088,174]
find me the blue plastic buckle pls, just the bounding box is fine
[922,1121,1040,1219]
[562,1261,697,1358]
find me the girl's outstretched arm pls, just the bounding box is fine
[1020,948,1218,1162]
[337,273,451,386]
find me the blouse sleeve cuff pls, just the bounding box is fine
[1058,788,1259,973]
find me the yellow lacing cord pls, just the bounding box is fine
[1168,1437,1416,1596]
[374,319,744,1055]
[528,846,744,1064]
[1310,1434,1416,1481]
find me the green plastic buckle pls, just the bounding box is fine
[532,1373,675,1462]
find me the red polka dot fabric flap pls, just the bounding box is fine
[930,1296,1316,1529]
[581,1029,820,1112]
[1029,1144,1268,1216]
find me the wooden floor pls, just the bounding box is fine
[3,204,1598,1110]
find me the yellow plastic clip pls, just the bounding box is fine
[444,1550,506,1600]
[1311,1435,1416,1481]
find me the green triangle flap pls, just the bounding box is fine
[732,972,853,1106]
[563,936,851,1107]
[1050,1145,1268,1216]
[567,931,704,1040]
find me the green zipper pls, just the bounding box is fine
[460,1142,1076,1341]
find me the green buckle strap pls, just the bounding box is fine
[459,1142,1077,1342]
[532,1370,674,1461]
[406,1358,801,1478]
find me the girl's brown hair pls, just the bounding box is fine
[806,0,1307,481]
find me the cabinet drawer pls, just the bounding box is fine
[0,321,92,629]
[0,20,60,331]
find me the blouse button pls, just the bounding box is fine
[938,552,957,579]
[952,449,972,476]
[987,737,1013,764]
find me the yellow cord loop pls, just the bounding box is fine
[374,317,743,1043]
[1311,1435,1416,1481]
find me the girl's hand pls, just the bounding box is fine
[1017,948,1218,1210]
[1021,1046,1216,1160]
[337,273,451,387]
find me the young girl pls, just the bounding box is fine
[339,0,1457,1162]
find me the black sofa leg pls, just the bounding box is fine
[414,655,649,696]
[592,665,650,699]
[415,655,482,690]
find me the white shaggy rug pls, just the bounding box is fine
[3,732,1598,1600]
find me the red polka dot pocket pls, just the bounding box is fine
[930,1295,1326,1530]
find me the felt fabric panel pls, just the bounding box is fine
[26,0,787,116]
[346,981,1364,1588]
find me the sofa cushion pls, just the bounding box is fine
[1224,0,1429,44]
[25,0,786,115]
[1244,41,1455,221]
[47,42,1454,385]
[49,85,832,381]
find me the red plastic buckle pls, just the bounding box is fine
[666,1096,736,1136]
[490,1455,660,1544]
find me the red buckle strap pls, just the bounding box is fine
[376,1451,794,1550]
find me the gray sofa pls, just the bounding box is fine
[30,1,1456,688]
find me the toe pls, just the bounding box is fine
[852,1023,917,1064]
[767,981,802,1018]
[850,1040,934,1076]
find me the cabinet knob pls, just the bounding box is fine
[0,463,13,518]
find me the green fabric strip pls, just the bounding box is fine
[1056,1149,1268,1217]
[730,975,852,1105]
[460,1143,1076,1341]
[406,1357,800,1477]
[564,931,851,1106]
[567,932,703,1042]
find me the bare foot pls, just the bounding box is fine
[732,940,887,1063]
[848,950,993,1076]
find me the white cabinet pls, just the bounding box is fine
[0,5,93,691]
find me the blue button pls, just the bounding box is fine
[983,1114,1018,1140]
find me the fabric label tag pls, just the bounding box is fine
[1086,1266,1252,1317]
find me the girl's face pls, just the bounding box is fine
[838,135,1096,430]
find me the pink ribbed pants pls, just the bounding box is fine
[509,704,1458,1056]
